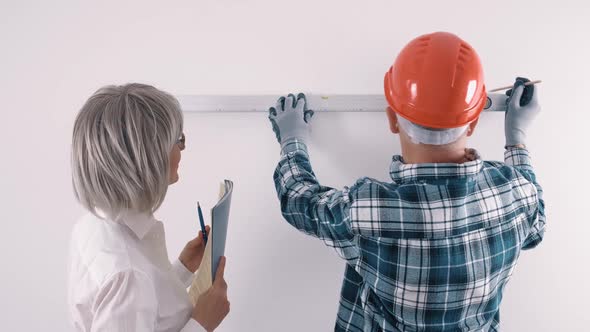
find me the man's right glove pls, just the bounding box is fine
[504,77,541,147]
[268,93,314,146]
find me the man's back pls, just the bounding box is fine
[273,141,545,331]
[336,148,544,331]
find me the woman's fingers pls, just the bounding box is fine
[214,256,227,289]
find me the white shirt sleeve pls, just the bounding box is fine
[91,269,205,332]
[172,259,195,288]
[180,319,207,332]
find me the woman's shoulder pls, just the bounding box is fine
[70,213,135,283]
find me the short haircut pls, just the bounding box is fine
[397,116,469,145]
[71,83,183,219]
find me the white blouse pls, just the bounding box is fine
[68,211,206,332]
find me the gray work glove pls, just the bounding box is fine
[504,77,541,147]
[268,93,314,145]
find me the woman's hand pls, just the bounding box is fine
[193,256,230,331]
[179,225,210,273]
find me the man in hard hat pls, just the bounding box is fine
[268,32,545,331]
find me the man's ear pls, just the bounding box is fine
[386,107,400,134]
[466,118,479,137]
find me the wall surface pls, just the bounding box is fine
[1,0,589,331]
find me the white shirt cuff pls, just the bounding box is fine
[172,259,195,288]
[181,318,207,332]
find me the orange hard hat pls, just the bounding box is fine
[384,32,486,129]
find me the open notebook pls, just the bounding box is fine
[188,179,233,305]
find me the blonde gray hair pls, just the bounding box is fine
[71,83,183,219]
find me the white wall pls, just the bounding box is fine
[1,0,589,330]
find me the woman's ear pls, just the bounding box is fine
[466,118,479,137]
[386,107,400,134]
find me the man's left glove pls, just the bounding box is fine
[504,77,541,147]
[268,93,314,145]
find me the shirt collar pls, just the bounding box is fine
[115,209,158,240]
[389,149,483,183]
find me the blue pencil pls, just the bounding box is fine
[197,202,208,245]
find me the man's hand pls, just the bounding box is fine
[504,77,541,147]
[268,93,314,145]
[193,256,230,331]
[179,225,210,273]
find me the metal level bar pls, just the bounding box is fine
[176,94,505,113]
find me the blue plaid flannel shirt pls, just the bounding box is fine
[273,139,545,332]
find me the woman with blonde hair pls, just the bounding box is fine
[68,83,229,331]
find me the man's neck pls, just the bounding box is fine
[401,140,468,164]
